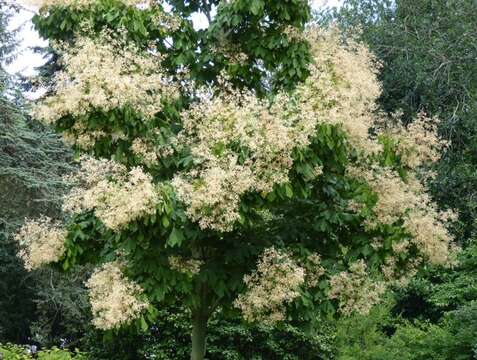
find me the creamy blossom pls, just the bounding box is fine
[131,138,159,166]
[15,217,67,271]
[348,165,418,226]
[304,253,326,287]
[172,162,254,232]
[348,164,455,265]
[404,208,454,265]
[235,248,305,324]
[385,112,446,168]
[33,35,178,142]
[329,260,386,316]
[296,27,383,154]
[172,89,320,231]
[63,156,160,231]
[86,261,149,330]
[168,256,203,276]
[19,0,150,9]
[172,29,383,232]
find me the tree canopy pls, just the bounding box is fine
[13,0,458,359]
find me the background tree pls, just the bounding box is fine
[16,1,456,359]
[0,0,77,343]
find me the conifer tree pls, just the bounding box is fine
[0,0,73,342]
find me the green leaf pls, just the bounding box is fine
[250,0,264,15]
[167,227,184,247]
[161,215,170,228]
[140,316,148,332]
[285,183,294,198]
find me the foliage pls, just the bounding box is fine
[29,266,93,348]
[333,301,477,360]
[333,243,477,359]
[83,305,334,360]
[0,229,35,343]
[205,316,334,360]
[29,0,312,95]
[319,0,477,242]
[0,0,76,344]
[0,81,73,343]
[0,344,87,359]
[393,242,477,322]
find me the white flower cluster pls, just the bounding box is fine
[328,260,386,316]
[172,29,382,232]
[348,166,418,225]
[172,163,255,232]
[86,261,149,330]
[348,164,455,266]
[131,138,159,166]
[33,35,178,143]
[304,253,326,287]
[296,27,382,154]
[14,217,67,271]
[168,256,203,276]
[403,207,456,265]
[234,248,305,324]
[210,42,249,66]
[63,156,161,231]
[19,0,149,10]
[388,112,446,168]
[130,137,174,167]
[283,25,304,42]
[172,87,325,231]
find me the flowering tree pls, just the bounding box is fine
[16,1,456,359]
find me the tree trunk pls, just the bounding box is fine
[191,308,208,360]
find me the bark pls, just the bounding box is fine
[190,308,208,360]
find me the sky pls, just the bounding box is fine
[6,0,343,76]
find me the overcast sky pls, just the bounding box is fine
[7,0,342,76]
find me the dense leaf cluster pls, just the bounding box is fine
[33,0,311,95]
[315,1,477,359]
[320,0,477,242]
